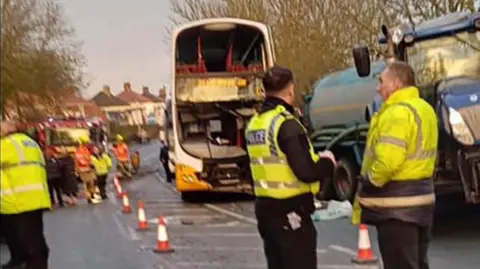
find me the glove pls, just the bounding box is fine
[318,150,336,166]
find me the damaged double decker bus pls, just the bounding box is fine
[166,18,276,201]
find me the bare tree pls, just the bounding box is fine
[1,0,86,120]
[167,0,477,104]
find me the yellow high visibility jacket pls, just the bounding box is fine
[91,153,112,176]
[245,105,320,199]
[1,133,51,214]
[352,86,438,225]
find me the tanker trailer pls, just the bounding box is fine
[306,61,386,201]
[350,11,480,204]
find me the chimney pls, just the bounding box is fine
[123,82,132,92]
[102,85,111,96]
[142,86,149,94]
[159,87,166,100]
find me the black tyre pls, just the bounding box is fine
[333,158,359,202]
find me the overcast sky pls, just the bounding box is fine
[58,0,173,98]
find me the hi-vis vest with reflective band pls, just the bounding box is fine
[75,146,92,172]
[245,105,320,199]
[352,87,438,225]
[0,133,51,214]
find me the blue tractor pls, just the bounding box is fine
[308,11,480,203]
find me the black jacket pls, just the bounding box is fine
[46,157,62,180]
[253,97,335,215]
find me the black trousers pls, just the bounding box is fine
[376,219,431,269]
[1,213,22,265]
[47,178,64,206]
[256,207,317,269]
[2,210,49,269]
[97,175,108,198]
[161,160,174,182]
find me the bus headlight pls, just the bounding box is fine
[449,107,475,145]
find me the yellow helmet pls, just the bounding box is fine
[116,134,124,141]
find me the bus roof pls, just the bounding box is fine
[173,17,269,36]
[379,11,479,43]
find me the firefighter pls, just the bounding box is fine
[352,62,438,269]
[113,134,131,179]
[1,121,51,269]
[245,66,336,269]
[91,146,112,199]
[75,136,101,204]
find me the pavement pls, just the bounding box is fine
[2,141,480,268]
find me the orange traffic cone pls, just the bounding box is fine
[153,216,174,253]
[121,193,132,214]
[351,224,378,264]
[137,200,149,231]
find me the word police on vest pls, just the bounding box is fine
[246,130,266,145]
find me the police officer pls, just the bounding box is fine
[1,121,51,269]
[159,140,174,183]
[352,61,438,269]
[245,66,336,269]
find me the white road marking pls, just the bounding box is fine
[175,262,366,268]
[127,226,141,241]
[150,208,213,213]
[203,203,257,225]
[113,213,128,238]
[175,262,264,268]
[108,191,117,205]
[173,245,328,253]
[328,244,358,256]
[175,232,258,237]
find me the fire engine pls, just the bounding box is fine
[18,117,105,170]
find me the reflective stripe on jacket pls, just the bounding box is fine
[246,105,320,199]
[352,86,438,226]
[0,133,51,214]
[91,153,112,175]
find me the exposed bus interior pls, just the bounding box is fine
[175,23,266,74]
[176,102,256,160]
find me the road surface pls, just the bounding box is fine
[2,141,479,268]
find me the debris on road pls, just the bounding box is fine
[312,200,352,221]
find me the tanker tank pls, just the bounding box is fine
[307,61,386,131]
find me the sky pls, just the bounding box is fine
[57,0,173,98]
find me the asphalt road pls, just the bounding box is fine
[2,141,479,269]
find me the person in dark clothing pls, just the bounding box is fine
[46,155,64,207]
[1,214,23,269]
[58,155,79,206]
[245,66,336,269]
[159,141,174,183]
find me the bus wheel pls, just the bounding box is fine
[333,158,358,202]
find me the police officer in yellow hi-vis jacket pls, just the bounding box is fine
[1,121,51,269]
[245,66,336,269]
[352,62,438,269]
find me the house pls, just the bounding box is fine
[116,82,164,125]
[140,86,166,125]
[61,88,106,120]
[91,85,140,126]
